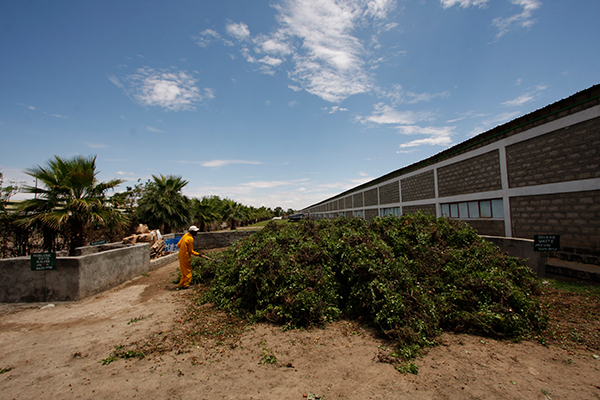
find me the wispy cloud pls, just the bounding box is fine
[441,0,542,39]
[199,159,263,168]
[492,0,542,39]
[193,29,223,48]
[222,0,396,103]
[17,103,36,110]
[378,84,450,105]
[85,142,109,149]
[357,103,434,125]
[501,85,547,107]
[146,126,165,133]
[226,22,251,40]
[112,67,213,111]
[322,105,348,114]
[17,103,69,119]
[397,125,455,149]
[440,0,489,8]
[241,178,309,189]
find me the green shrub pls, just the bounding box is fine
[195,213,547,356]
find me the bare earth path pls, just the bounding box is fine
[1,261,599,400]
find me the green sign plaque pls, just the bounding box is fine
[30,252,57,271]
[534,235,560,252]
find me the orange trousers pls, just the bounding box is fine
[178,256,192,288]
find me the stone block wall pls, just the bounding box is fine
[510,190,600,265]
[345,196,353,209]
[401,170,435,202]
[364,188,378,207]
[463,219,506,237]
[379,181,400,205]
[437,150,502,197]
[353,193,363,207]
[402,204,436,215]
[507,116,600,187]
[365,208,379,220]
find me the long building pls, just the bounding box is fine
[302,84,600,266]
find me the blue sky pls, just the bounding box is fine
[1,0,598,210]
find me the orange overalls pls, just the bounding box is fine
[176,232,199,288]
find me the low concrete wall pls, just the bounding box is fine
[481,235,546,278]
[0,243,150,303]
[0,231,255,303]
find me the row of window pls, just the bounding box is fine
[310,199,504,220]
[441,199,504,219]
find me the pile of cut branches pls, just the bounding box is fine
[192,213,547,360]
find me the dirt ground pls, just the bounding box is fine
[1,260,599,400]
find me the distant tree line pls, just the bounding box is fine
[0,155,296,258]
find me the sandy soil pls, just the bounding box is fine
[1,261,599,400]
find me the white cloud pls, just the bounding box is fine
[85,142,109,149]
[440,0,489,8]
[242,178,309,189]
[397,125,455,148]
[379,84,450,105]
[258,55,284,66]
[122,67,209,111]
[323,105,348,114]
[357,103,433,125]
[45,112,68,119]
[501,85,546,107]
[146,126,165,133]
[200,159,263,168]
[17,103,36,110]
[224,0,396,103]
[193,29,222,48]
[441,0,541,39]
[226,22,250,40]
[492,0,542,39]
[107,74,124,88]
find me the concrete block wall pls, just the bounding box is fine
[511,190,600,265]
[437,150,502,197]
[0,243,150,303]
[401,170,435,202]
[364,188,378,207]
[379,181,400,205]
[506,117,600,187]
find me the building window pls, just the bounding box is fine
[441,199,503,219]
[380,207,401,217]
[354,210,364,218]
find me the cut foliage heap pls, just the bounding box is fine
[193,213,547,360]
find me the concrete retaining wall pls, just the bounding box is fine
[481,235,546,278]
[0,243,150,303]
[0,230,257,303]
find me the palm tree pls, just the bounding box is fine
[17,155,125,255]
[220,199,247,230]
[135,174,190,234]
[191,196,220,232]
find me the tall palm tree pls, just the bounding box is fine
[17,155,125,255]
[135,174,190,234]
[191,196,220,232]
[220,199,247,230]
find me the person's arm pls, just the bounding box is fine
[187,237,199,256]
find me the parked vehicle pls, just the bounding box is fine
[288,213,305,222]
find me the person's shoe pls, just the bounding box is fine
[176,286,191,291]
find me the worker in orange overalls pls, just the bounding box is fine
[176,225,200,290]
